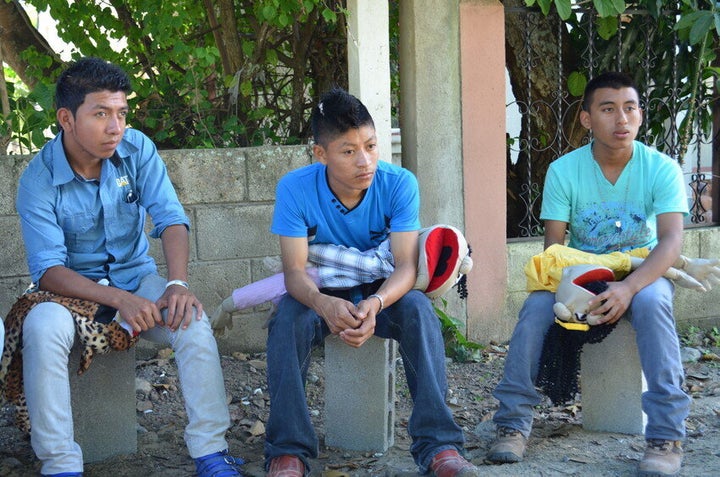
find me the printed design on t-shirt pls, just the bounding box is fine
[573,201,651,252]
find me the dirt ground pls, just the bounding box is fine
[1,327,719,477]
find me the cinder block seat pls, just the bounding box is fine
[581,319,647,435]
[324,336,396,451]
[69,344,137,463]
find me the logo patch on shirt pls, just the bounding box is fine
[116,176,130,187]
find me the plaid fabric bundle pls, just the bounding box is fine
[308,239,394,289]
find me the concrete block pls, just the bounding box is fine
[216,311,269,354]
[194,204,277,260]
[162,148,247,205]
[0,216,28,277]
[697,227,720,257]
[506,240,543,293]
[0,155,29,216]
[324,336,395,452]
[0,279,27,317]
[187,259,252,316]
[245,146,312,202]
[580,319,647,435]
[70,345,137,463]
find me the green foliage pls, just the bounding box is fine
[433,298,484,363]
[528,0,624,19]
[524,0,720,163]
[592,0,625,18]
[595,15,618,39]
[680,324,720,349]
[708,326,720,348]
[7,0,347,151]
[567,71,586,97]
[675,9,720,45]
[2,71,56,153]
[680,324,703,346]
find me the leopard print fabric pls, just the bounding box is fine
[0,291,139,433]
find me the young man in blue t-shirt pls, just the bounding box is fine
[487,72,690,477]
[264,88,480,477]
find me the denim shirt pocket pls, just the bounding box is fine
[110,199,145,245]
[61,212,101,253]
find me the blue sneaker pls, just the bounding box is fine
[194,449,244,476]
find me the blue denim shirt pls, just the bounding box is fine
[16,128,190,291]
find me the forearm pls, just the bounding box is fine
[39,265,131,309]
[284,267,327,313]
[161,224,190,282]
[623,235,682,294]
[370,261,416,310]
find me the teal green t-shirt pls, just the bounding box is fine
[540,141,688,254]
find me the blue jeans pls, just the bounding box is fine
[264,289,466,473]
[492,277,691,441]
[22,273,231,475]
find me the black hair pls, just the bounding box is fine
[582,72,639,111]
[55,57,132,117]
[310,87,375,146]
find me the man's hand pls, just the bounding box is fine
[587,281,634,325]
[117,294,164,334]
[156,284,204,331]
[316,295,362,335]
[338,297,379,348]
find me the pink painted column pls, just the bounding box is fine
[459,1,508,342]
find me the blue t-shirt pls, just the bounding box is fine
[271,160,420,251]
[541,141,688,254]
[16,128,190,291]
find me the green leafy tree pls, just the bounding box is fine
[1,0,347,151]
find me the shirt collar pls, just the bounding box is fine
[50,132,76,187]
[49,130,139,186]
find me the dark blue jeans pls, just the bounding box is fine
[264,289,466,473]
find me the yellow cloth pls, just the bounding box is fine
[525,244,650,292]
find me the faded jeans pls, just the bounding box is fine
[492,277,691,441]
[264,289,466,474]
[23,273,230,475]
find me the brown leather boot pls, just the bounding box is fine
[638,439,683,476]
[486,426,527,463]
[267,455,304,477]
[429,449,481,477]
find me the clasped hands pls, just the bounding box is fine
[209,292,380,347]
[316,295,378,348]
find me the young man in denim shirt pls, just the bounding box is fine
[16,57,242,477]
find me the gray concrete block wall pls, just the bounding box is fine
[160,146,313,354]
[0,155,33,315]
[1,148,719,352]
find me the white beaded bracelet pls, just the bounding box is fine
[165,279,189,289]
[368,293,384,312]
